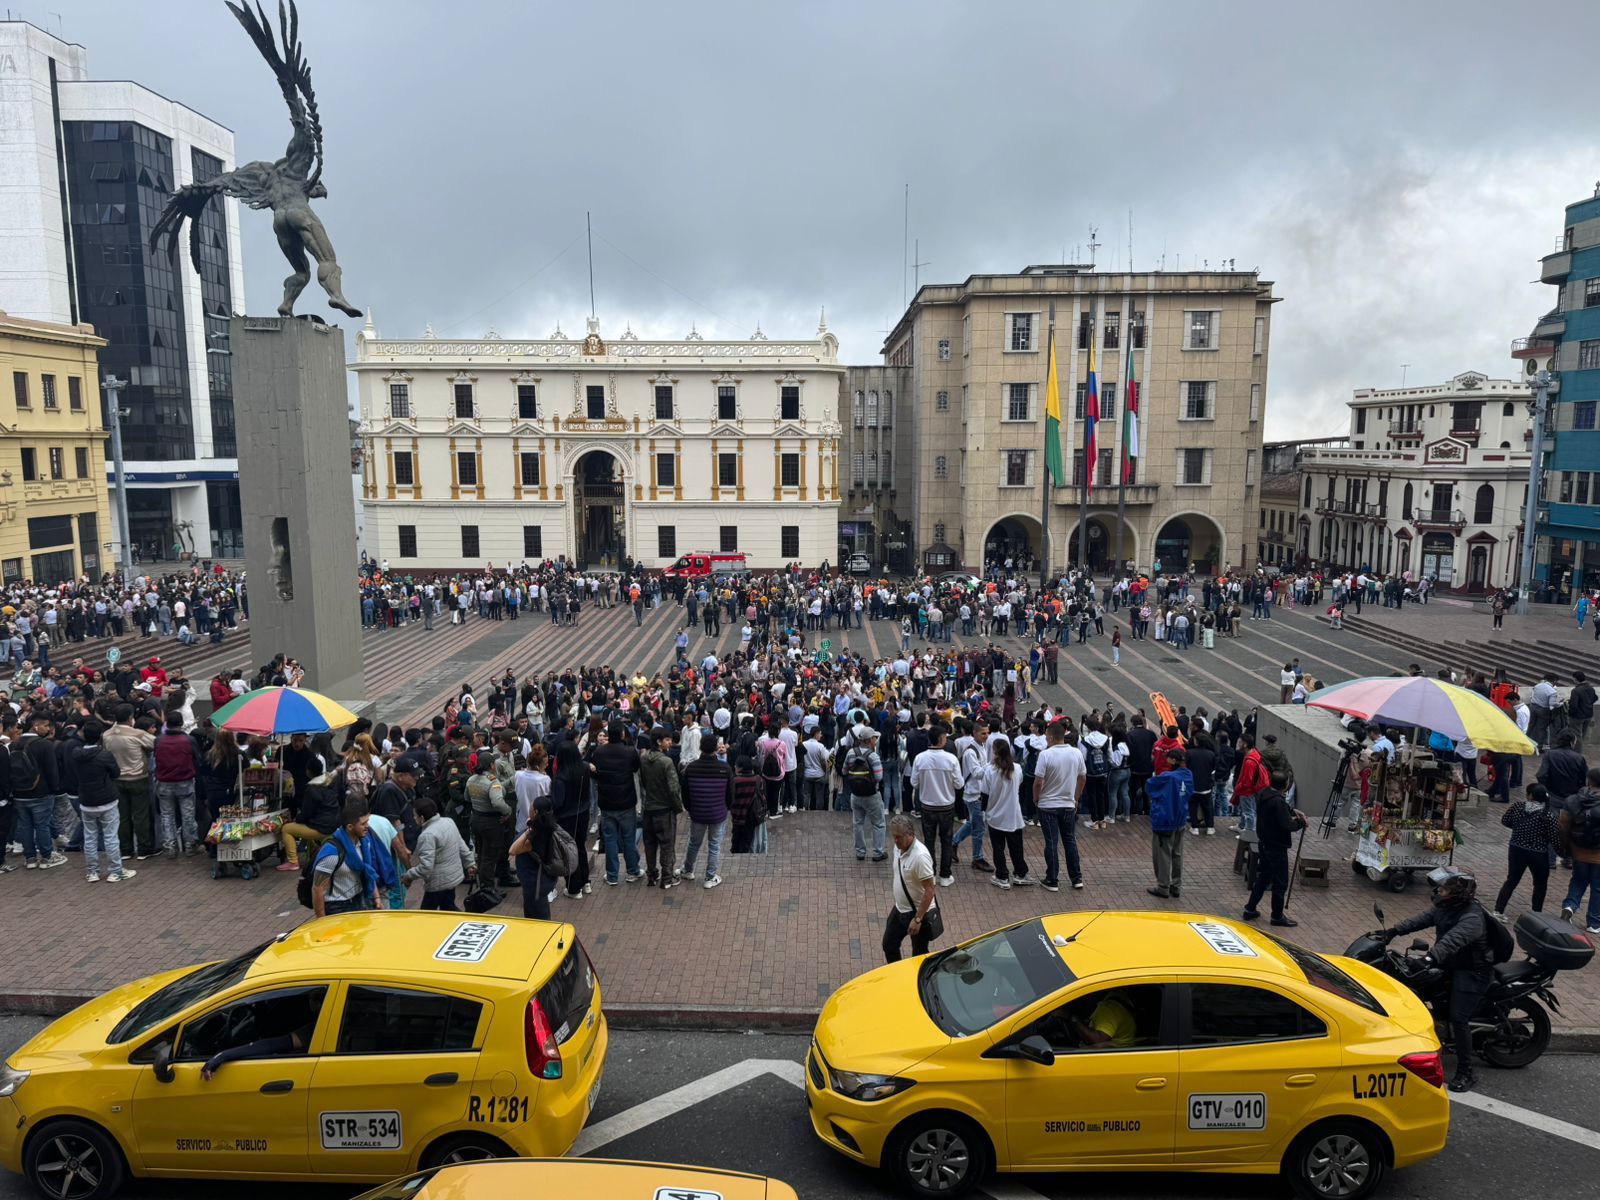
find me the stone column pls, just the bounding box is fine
[231,316,364,701]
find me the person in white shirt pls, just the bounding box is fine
[952,720,993,873]
[908,726,961,884]
[883,814,938,962]
[983,737,1032,888]
[1033,722,1086,891]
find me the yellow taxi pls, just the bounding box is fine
[0,911,607,1200]
[351,1157,800,1199]
[807,911,1448,1200]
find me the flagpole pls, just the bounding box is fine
[1077,297,1092,574]
[1116,302,1127,577]
[1041,302,1055,594]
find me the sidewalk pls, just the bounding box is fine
[5,801,1597,1045]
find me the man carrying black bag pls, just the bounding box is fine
[883,814,942,962]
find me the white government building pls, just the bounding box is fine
[353,317,844,569]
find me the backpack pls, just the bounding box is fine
[1021,738,1042,779]
[1570,794,1600,850]
[844,751,879,797]
[1480,903,1514,965]
[9,744,41,795]
[1082,738,1109,778]
[539,816,581,879]
[759,743,785,782]
[297,838,347,910]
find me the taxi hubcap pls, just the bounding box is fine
[907,1128,970,1191]
[1306,1133,1371,1197]
[35,1135,102,1200]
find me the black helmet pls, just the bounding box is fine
[1428,866,1477,905]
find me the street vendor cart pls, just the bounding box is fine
[1351,745,1462,892]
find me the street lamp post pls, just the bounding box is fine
[102,375,134,580]
[1517,368,1554,614]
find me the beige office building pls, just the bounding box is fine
[883,265,1278,575]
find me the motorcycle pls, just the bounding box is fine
[1345,902,1594,1069]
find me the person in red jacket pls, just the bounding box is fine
[140,656,167,698]
[1151,726,1184,778]
[1232,735,1269,837]
[210,672,233,713]
[153,711,202,856]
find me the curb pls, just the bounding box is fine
[8,992,1600,1054]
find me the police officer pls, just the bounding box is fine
[1377,867,1492,1093]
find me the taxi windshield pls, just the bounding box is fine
[108,941,270,1044]
[918,919,1074,1036]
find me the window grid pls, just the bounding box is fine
[654,384,674,420]
[853,390,864,428]
[67,377,83,411]
[457,452,478,487]
[1250,383,1262,422]
[866,391,879,427]
[718,453,739,488]
[657,525,676,558]
[520,452,541,487]
[1580,340,1600,371]
[74,447,88,478]
[389,383,410,419]
[935,454,948,480]
[1181,381,1216,420]
[48,447,64,479]
[780,385,800,421]
[1178,448,1212,485]
[1002,449,1030,487]
[453,382,474,419]
[393,451,414,487]
[1254,316,1266,354]
[41,376,57,409]
[780,525,800,558]
[516,384,537,420]
[851,451,864,487]
[460,525,480,557]
[780,453,801,488]
[1587,278,1600,308]
[720,525,738,553]
[397,525,417,557]
[1006,382,1031,421]
[586,385,606,420]
[936,390,950,411]
[655,452,675,488]
[1573,400,1597,431]
[523,526,542,558]
[938,338,951,361]
[717,385,737,421]
[1186,310,1217,350]
[1103,313,1120,349]
[12,372,28,408]
[1008,313,1035,352]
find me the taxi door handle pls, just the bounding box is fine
[424,1072,459,1087]
[259,1080,294,1094]
[1285,1074,1318,1087]
[1135,1077,1168,1090]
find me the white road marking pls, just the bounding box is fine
[1452,1091,1600,1151]
[982,1182,1051,1200]
[573,1058,804,1157]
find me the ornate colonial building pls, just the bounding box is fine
[353,317,844,569]
[1298,372,1532,592]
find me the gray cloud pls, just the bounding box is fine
[38,0,1600,435]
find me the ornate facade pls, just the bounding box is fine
[353,317,844,568]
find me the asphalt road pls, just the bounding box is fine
[1,1017,1596,1199]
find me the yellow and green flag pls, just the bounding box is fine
[1044,327,1064,486]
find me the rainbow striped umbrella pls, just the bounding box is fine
[212,686,359,736]
[1307,676,1535,754]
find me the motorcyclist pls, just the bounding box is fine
[1373,866,1491,1092]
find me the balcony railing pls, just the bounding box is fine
[1388,420,1422,437]
[1315,499,1384,517]
[1449,418,1481,436]
[1413,507,1466,528]
[1512,337,1555,359]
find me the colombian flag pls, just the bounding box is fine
[1122,341,1139,484]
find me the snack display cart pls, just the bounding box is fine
[209,760,287,880]
[206,686,360,882]
[1351,746,1461,892]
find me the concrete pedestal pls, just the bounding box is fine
[232,316,364,700]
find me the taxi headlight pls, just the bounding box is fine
[0,1067,29,1099]
[829,1068,915,1102]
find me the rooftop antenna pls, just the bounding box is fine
[911,239,931,292]
[1128,208,1134,273]
[1087,225,1102,268]
[585,212,595,319]
[1401,364,1410,387]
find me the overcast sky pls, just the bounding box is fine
[32,0,1600,437]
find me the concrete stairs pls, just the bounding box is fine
[1321,613,1600,687]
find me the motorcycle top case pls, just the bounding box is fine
[1514,911,1596,970]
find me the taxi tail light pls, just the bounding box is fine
[1399,1050,1444,1088]
[525,997,563,1080]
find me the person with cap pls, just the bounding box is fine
[842,725,886,861]
[139,656,167,697]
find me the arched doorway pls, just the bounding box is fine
[573,449,626,568]
[983,515,1041,572]
[1067,514,1138,574]
[1153,513,1224,574]
[1420,532,1454,586]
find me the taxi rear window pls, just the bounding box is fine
[918,919,1074,1036]
[1264,932,1387,1016]
[536,941,595,1043]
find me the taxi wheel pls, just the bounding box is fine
[420,1132,514,1167]
[1284,1119,1388,1200]
[24,1120,126,1200]
[888,1111,990,1197]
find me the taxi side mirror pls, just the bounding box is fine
[1012,1035,1056,1067]
[152,1042,175,1084]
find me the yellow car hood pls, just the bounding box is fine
[397,1159,789,1200]
[8,965,198,1066]
[814,958,950,1072]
